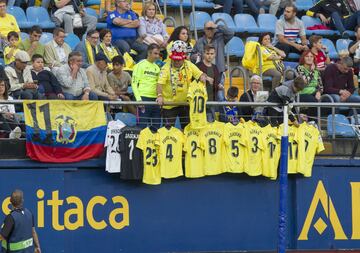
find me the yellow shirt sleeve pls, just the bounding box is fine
[157,64,170,86]
[187,61,203,80]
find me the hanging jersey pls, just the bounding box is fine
[279,124,299,174]
[104,120,126,173]
[223,122,247,173]
[243,121,265,176]
[187,80,208,129]
[136,127,161,185]
[297,123,325,177]
[200,121,225,175]
[183,124,204,178]
[262,125,281,180]
[156,127,185,179]
[119,126,143,180]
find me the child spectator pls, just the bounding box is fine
[222,86,241,124]
[309,35,330,71]
[4,31,20,65]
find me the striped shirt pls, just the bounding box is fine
[274,17,306,45]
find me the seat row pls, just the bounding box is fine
[190,11,355,37]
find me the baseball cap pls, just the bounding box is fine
[15,50,30,63]
[95,53,110,63]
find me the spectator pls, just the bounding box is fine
[167,26,193,60]
[306,0,360,38]
[50,0,97,35]
[0,79,21,139]
[274,4,308,57]
[196,44,221,120]
[30,54,65,100]
[222,86,241,124]
[86,53,118,101]
[348,25,360,64]
[323,56,360,103]
[5,51,43,99]
[54,51,98,100]
[192,21,234,74]
[3,31,20,65]
[132,44,161,128]
[138,2,169,48]
[99,29,121,70]
[296,50,323,119]
[44,28,71,68]
[222,0,264,16]
[18,26,45,58]
[108,55,135,114]
[156,40,208,129]
[240,75,262,121]
[309,35,330,71]
[0,0,20,51]
[259,32,285,89]
[74,30,100,68]
[0,65,8,86]
[107,0,147,62]
[267,76,306,126]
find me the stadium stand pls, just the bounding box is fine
[327,114,356,137]
[64,33,81,50]
[211,13,237,32]
[6,6,32,28]
[189,11,211,31]
[26,6,56,29]
[257,14,277,34]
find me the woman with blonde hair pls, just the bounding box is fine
[138,2,169,48]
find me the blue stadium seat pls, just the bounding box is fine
[246,36,259,42]
[212,13,237,32]
[322,38,339,59]
[114,113,137,127]
[158,0,214,8]
[225,36,244,57]
[288,53,300,60]
[85,0,100,6]
[6,6,33,28]
[189,11,211,31]
[39,32,53,44]
[336,39,352,54]
[351,115,360,126]
[327,114,355,137]
[20,32,29,41]
[64,33,80,50]
[301,16,339,36]
[0,58,4,66]
[84,8,106,29]
[257,14,277,33]
[296,0,314,11]
[284,61,298,69]
[234,14,263,33]
[26,7,56,29]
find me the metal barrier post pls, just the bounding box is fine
[191,0,198,40]
[256,44,264,91]
[229,66,248,91]
[179,0,184,26]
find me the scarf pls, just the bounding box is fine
[85,40,98,65]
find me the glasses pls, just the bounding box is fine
[90,36,99,39]
[205,27,215,30]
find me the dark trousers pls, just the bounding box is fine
[11,89,45,100]
[223,0,262,15]
[138,97,161,129]
[275,42,302,58]
[113,38,148,62]
[331,10,360,34]
[299,94,318,121]
[0,114,19,138]
[162,106,189,130]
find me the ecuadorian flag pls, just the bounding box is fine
[24,100,107,163]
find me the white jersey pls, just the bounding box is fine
[105,120,126,173]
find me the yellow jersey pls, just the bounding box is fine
[279,124,299,174]
[136,127,161,185]
[3,46,19,65]
[223,122,247,173]
[158,60,203,109]
[183,124,204,178]
[262,124,281,180]
[0,14,20,38]
[243,121,265,176]
[187,80,208,129]
[297,123,325,177]
[200,121,225,175]
[156,127,185,179]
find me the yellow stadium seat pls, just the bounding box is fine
[223,76,244,100]
[132,2,143,16]
[166,26,175,36]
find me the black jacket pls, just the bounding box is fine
[31,69,63,96]
[306,0,351,19]
[239,90,255,121]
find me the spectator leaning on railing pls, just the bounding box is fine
[74,30,100,69]
[5,51,44,100]
[0,0,20,52]
[323,56,360,103]
[19,26,45,58]
[274,4,308,57]
[30,54,65,100]
[156,40,209,129]
[54,51,98,100]
[107,0,147,62]
[44,28,71,68]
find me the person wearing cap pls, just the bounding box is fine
[54,51,98,100]
[86,53,118,101]
[156,40,210,129]
[5,50,44,99]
